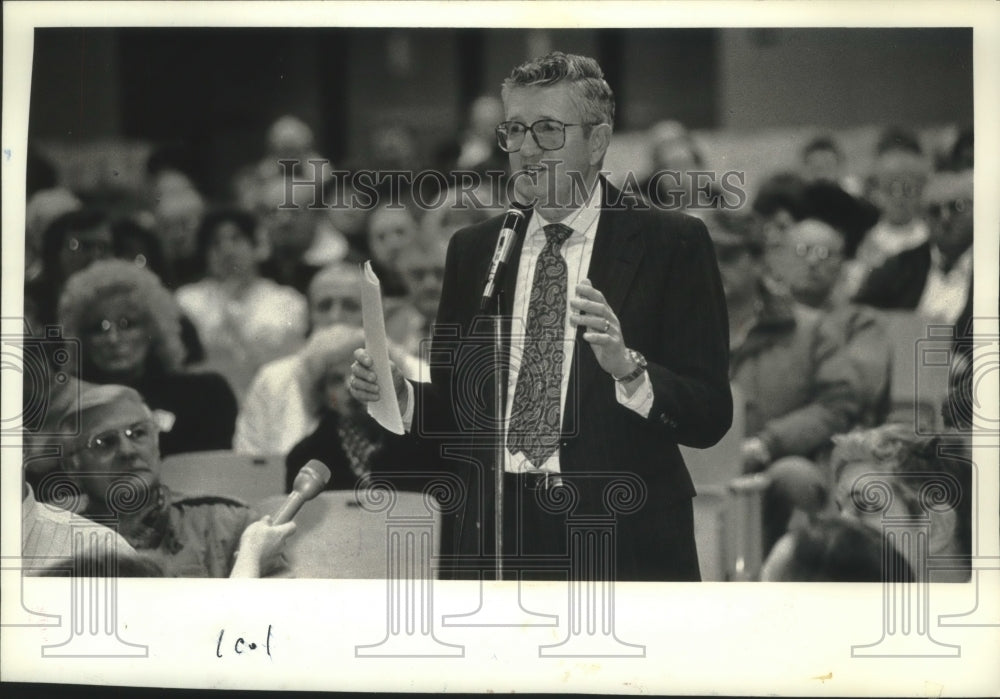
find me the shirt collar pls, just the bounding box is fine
[526,178,602,242]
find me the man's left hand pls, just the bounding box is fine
[570,279,634,379]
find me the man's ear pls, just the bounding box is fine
[589,124,613,167]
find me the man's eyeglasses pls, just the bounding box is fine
[793,243,841,262]
[76,420,159,462]
[925,198,972,220]
[495,119,600,153]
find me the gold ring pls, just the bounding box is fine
[603,319,610,333]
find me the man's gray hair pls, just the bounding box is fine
[501,51,615,131]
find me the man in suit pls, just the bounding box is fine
[349,52,732,581]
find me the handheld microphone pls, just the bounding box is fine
[271,459,332,525]
[480,205,528,312]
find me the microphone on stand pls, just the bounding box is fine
[271,459,332,525]
[480,204,529,312]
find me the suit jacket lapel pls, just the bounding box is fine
[562,184,644,437]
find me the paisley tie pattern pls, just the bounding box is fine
[507,223,574,469]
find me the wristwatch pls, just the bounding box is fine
[613,349,647,383]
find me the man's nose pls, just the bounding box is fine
[520,129,542,156]
[116,433,141,458]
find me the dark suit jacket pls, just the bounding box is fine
[412,181,733,581]
[854,242,973,338]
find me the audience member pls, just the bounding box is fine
[233,115,328,210]
[256,175,346,293]
[772,189,891,430]
[176,207,308,400]
[25,187,82,285]
[55,384,293,577]
[26,208,114,326]
[854,127,930,280]
[36,515,293,579]
[368,122,423,173]
[752,172,809,253]
[22,475,138,572]
[831,425,971,581]
[855,169,973,330]
[774,182,879,307]
[234,269,364,455]
[710,211,880,552]
[306,261,365,332]
[145,147,208,289]
[799,134,863,195]
[385,239,448,365]
[638,120,707,214]
[112,217,205,365]
[285,333,437,493]
[324,171,372,264]
[59,259,237,456]
[366,198,420,297]
[761,515,914,582]
[709,211,866,472]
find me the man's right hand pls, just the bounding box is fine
[348,348,408,414]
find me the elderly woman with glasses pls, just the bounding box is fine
[58,259,238,457]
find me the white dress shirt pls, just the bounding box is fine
[400,180,653,473]
[917,246,972,325]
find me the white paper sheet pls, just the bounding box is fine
[360,260,405,434]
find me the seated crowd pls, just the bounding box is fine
[21,116,975,580]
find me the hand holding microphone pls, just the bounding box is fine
[230,515,297,578]
[230,460,331,578]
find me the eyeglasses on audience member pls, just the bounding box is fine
[925,198,972,220]
[793,243,842,262]
[74,420,159,461]
[85,316,147,339]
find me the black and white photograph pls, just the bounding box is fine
[2,1,998,695]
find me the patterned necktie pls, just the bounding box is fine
[507,223,574,469]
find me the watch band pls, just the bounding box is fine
[614,349,647,383]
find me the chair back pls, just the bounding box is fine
[160,450,286,502]
[254,490,441,578]
[684,384,746,581]
[880,310,954,431]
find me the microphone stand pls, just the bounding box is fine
[490,290,505,582]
